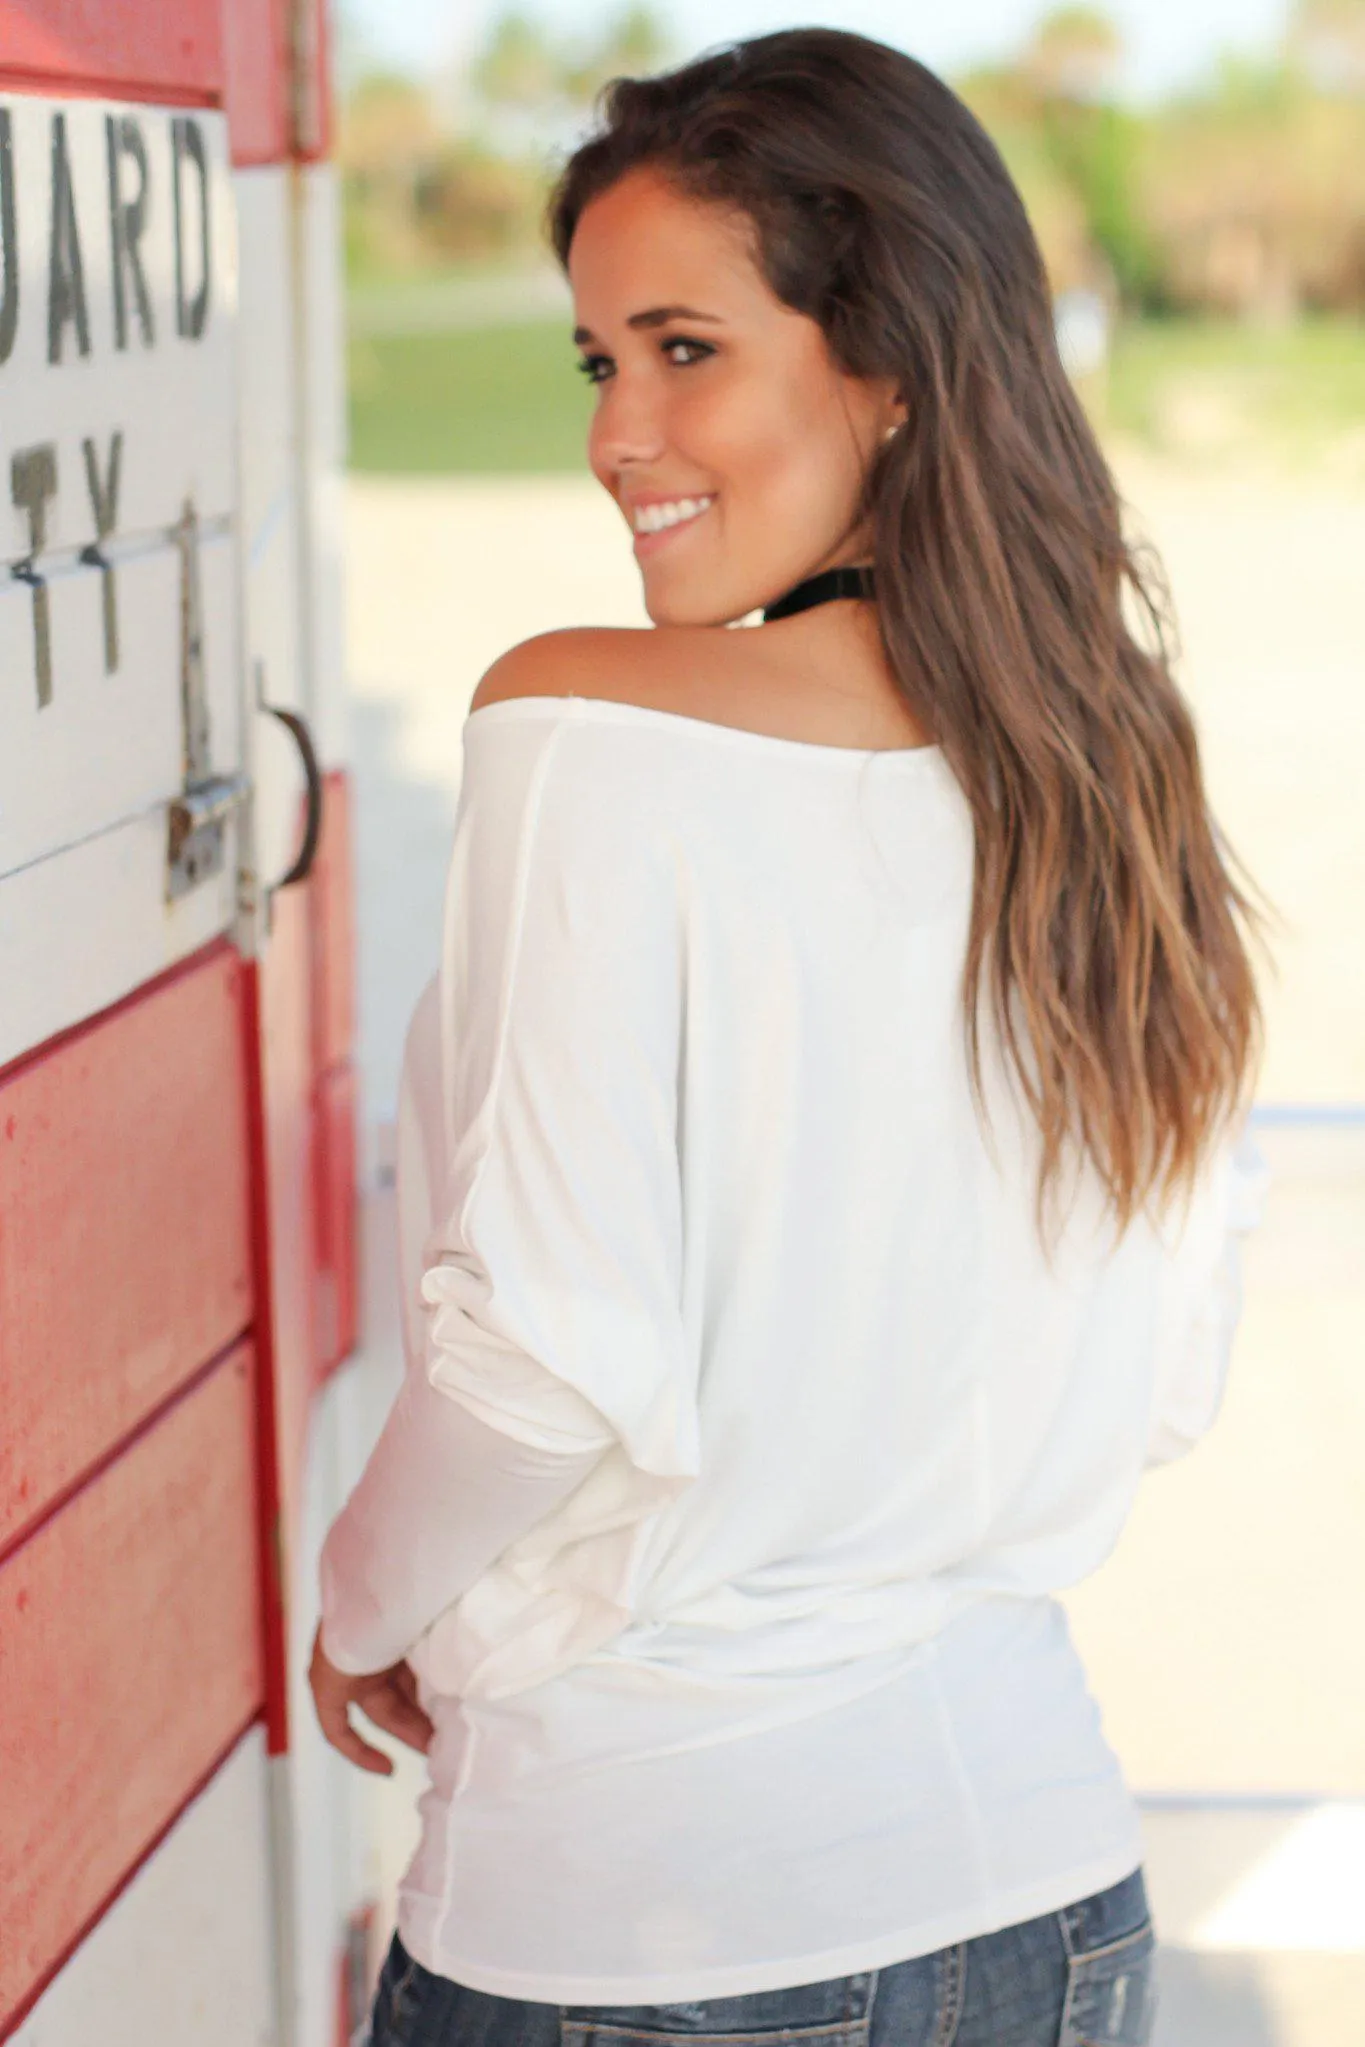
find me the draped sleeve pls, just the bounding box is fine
[420,707,696,1479]
[324,705,700,1702]
[1145,1115,1271,1468]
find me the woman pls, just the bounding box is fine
[311,30,1270,2047]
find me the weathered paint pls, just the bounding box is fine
[0,1343,265,2036]
[0,4,224,107]
[8,1728,276,2047]
[0,942,252,1552]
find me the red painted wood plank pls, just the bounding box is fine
[253,889,318,1750]
[0,1344,264,2034]
[0,1,222,101]
[222,0,289,167]
[297,0,334,162]
[222,0,333,165]
[313,769,356,1074]
[314,1059,359,1382]
[0,948,253,1554]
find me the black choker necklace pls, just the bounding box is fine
[762,564,875,623]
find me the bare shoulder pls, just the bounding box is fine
[469,620,934,751]
[468,624,747,719]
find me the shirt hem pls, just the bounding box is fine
[395,1839,1145,2006]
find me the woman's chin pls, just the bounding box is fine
[642,581,753,631]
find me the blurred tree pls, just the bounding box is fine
[958,68,1098,292]
[1140,52,1365,317]
[1025,6,1123,104]
[415,142,548,257]
[340,72,445,273]
[471,10,563,113]
[1289,0,1365,95]
[1012,10,1164,309]
[561,5,673,106]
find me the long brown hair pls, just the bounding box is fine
[546,28,1268,1244]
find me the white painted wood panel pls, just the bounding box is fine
[283,1358,392,2047]
[234,165,310,891]
[10,1728,275,2047]
[298,163,349,772]
[0,532,238,881]
[0,96,243,1054]
[0,804,237,1071]
[0,99,236,546]
[0,101,240,876]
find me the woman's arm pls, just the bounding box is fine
[1145,1116,1271,1467]
[318,1374,604,1677]
[314,703,693,1735]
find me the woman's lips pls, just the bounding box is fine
[632,497,716,557]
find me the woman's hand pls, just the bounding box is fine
[308,1623,435,1776]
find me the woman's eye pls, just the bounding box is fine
[662,336,713,367]
[574,338,714,385]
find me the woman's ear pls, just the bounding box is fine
[876,383,908,444]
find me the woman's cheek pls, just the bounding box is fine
[725,406,818,528]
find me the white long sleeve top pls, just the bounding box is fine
[320,692,1269,2005]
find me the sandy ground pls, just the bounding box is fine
[342,449,1365,2043]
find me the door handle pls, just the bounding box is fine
[255,659,324,891]
[264,700,323,889]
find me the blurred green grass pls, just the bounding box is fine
[347,319,591,474]
[346,313,1365,475]
[1106,317,1365,462]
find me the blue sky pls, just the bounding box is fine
[343,0,1292,103]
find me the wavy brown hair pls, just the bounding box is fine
[546,28,1268,1245]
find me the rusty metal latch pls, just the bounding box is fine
[165,495,246,901]
[166,770,251,898]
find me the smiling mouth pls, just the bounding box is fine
[631,494,716,544]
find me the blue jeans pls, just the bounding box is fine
[365,1867,1156,2047]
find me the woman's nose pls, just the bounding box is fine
[589,375,667,472]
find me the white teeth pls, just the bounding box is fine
[634,495,714,535]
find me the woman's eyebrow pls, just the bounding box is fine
[573,305,726,345]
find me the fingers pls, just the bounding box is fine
[308,1626,397,1775]
[391,1661,421,1706]
[307,1630,433,1771]
[315,1691,396,1776]
[357,1673,435,1756]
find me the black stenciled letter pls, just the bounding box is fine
[11,445,59,708]
[48,112,91,364]
[171,118,210,340]
[82,432,123,673]
[0,110,17,364]
[106,117,154,350]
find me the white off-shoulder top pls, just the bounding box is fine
[320,693,1269,2004]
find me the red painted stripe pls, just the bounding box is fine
[0,935,234,1092]
[0,1712,259,2045]
[0,1345,264,2034]
[0,70,219,106]
[0,948,253,1552]
[0,1333,247,1576]
[311,770,359,1381]
[222,0,289,167]
[241,958,291,1757]
[313,1060,359,1382]
[0,2,223,100]
[222,0,334,166]
[297,0,334,162]
[312,769,356,1075]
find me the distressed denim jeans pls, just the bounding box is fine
[364,1866,1156,2047]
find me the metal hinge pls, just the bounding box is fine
[166,495,248,901]
[167,770,252,899]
